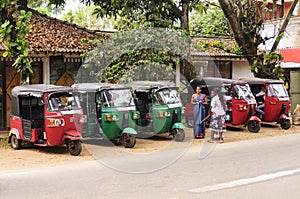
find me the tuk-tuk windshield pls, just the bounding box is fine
[155,88,181,105]
[48,92,81,111]
[268,84,289,98]
[234,84,254,100]
[103,89,134,107]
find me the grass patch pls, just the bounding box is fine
[0,136,10,148]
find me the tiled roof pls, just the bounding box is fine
[0,9,113,55]
[26,9,112,53]
[0,10,241,58]
[191,36,241,57]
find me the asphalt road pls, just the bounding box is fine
[1,133,300,199]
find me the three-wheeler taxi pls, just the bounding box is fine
[72,83,138,148]
[132,81,185,141]
[9,84,86,156]
[239,78,291,129]
[189,77,261,133]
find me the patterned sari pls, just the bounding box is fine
[193,94,206,138]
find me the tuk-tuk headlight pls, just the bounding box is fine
[164,112,171,117]
[158,111,171,118]
[48,118,65,127]
[158,112,164,118]
[105,115,119,122]
[133,112,140,119]
[237,105,247,111]
[79,115,87,123]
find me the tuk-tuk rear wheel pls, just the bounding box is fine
[174,129,185,142]
[122,134,136,148]
[247,121,260,133]
[67,140,82,156]
[11,134,22,150]
[186,116,194,128]
[279,119,291,130]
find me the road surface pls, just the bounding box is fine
[1,133,300,199]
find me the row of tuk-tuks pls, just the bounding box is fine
[8,81,185,156]
[8,77,291,156]
[185,77,291,133]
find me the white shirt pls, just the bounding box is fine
[211,95,226,116]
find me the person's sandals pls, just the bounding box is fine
[207,139,214,143]
[219,138,224,144]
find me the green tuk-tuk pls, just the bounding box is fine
[72,83,139,148]
[132,81,185,141]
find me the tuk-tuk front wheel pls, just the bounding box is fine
[11,134,22,150]
[66,140,82,156]
[174,129,185,142]
[247,121,260,133]
[122,134,136,148]
[279,119,291,130]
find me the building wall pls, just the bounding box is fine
[232,61,254,79]
[263,16,300,50]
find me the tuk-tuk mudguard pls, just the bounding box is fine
[247,116,261,122]
[171,122,185,129]
[63,130,82,141]
[8,128,21,143]
[122,127,137,135]
[279,114,291,120]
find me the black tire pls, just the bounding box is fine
[174,129,185,142]
[186,116,194,128]
[280,119,291,130]
[11,134,22,150]
[247,121,260,133]
[123,134,136,148]
[67,140,82,156]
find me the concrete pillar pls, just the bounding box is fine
[176,63,180,87]
[42,56,50,84]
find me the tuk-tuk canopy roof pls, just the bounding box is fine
[72,83,132,92]
[12,84,73,98]
[238,77,284,85]
[131,81,176,91]
[190,77,244,89]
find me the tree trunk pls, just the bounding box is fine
[179,1,196,81]
[180,1,189,33]
[273,0,277,19]
[218,0,259,59]
[18,0,28,10]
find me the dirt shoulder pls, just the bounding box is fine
[1,124,299,171]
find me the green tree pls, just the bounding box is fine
[28,0,65,15]
[80,0,212,81]
[190,6,232,36]
[218,0,299,79]
[1,0,32,82]
[82,0,210,32]
[80,28,190,83]
[0,0,67,82]
[62,3,110,30]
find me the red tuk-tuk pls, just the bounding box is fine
[187,77,261,133]
[239,78,291,129]
[9,84,87,156]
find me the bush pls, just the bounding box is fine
[0,136,10,148]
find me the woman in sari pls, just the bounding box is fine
[191,86,206,138]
